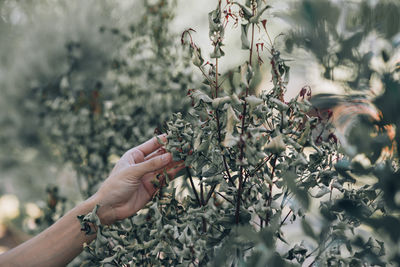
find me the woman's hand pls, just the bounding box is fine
[0,135,183,267]
[92,134,184,225]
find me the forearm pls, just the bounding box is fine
[0,197,98,267]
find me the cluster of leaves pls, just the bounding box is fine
[80,0,389,266]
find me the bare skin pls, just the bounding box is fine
[0,135,184,267]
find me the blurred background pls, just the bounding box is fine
[1,0,399,262]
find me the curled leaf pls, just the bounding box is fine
[223,106,240,147]
[265,135,286,154]
[241,24,250,50]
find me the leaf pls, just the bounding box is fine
[241,24,250,50]
[312,185,330,198]
[284,171,310,209]
[210,44,225,58]
[245,95,263,109]
[249,5,271,24]
[265,135,286,154]
[248,64,262,94]
[192,48,204,67]
[191,89,212,107]
[270,98,289,111]
[223,106,240,147]
[233,2,253,20]
[202,164,218,177]
[212,96,231,109]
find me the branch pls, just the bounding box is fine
[235,0,256,225]
[280,209,292,227]
[205,184,217,204]
[186,167,202,206]
[216,191,235,205]
[265,156,277,226]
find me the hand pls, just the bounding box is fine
[92,135,184,224]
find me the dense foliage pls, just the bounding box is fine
[78,0,399,266]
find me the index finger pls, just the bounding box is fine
[135,134,167,157]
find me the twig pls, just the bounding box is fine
[186,167,202,207]
[216,191,235,205]
[265,156,277,226]
[280,209,292,227]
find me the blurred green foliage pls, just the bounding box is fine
[285,0,400,265]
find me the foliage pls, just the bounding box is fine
[284,0,400,265]
[0,0,120,201]
[27,0,192,198]
[78,0,391,266]
[3,0,399,266]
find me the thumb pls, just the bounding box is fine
[131,153,173,177]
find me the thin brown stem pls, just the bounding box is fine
[235,0,257,225]
[216,191,235,205]
[249,23,255,67]
[265,156,277,226]
[186,167,202,207]
[205,184,218,204]
[244,153,273,185]
[200,180,205,206]
[216,57,219,98]
[235,103,247,224]
[280,209,292,227]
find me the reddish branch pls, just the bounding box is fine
[235,0,256,225]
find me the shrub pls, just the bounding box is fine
[79,0,394,266]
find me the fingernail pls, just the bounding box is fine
[162,153,172,163]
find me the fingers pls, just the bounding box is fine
[144,147,166,161]
[166,162,186,178]
[136,134,167,157]
[142,162,186,196]
[121,134,167,166]
[133,153,173,177]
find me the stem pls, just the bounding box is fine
[200,180,205,205]
[214,52,234,191]
[215,111,235,186]
[235,0,257,225]
[235,104,246,224]
[280,209,292,227]
[244,153,273,185]
[306,238,334,267]
[205,184,217,204]
[249,23,255,67]
[202,217,207,233]
[216,57,219,98]
[186,167,202,207]
[216,191,235,205]
[265,156,277,226]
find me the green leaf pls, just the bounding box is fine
[223,105,240,147]
[265,135,286,154]
[249,5,271,24]
[241,24,250,50]
[245,95,263,109]
[233,2,253,20]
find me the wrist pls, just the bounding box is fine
[84,194,116,225]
